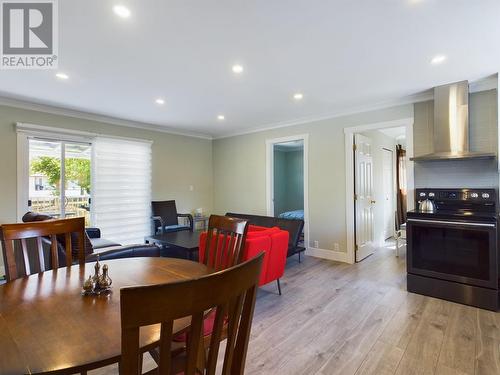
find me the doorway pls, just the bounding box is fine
[354,127,406,261]
[266,134,309,250]
[273,140,304,218]
[345,118,414,264]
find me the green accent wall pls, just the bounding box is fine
[273,148,304,216]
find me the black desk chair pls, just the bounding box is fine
[152,200,194,234]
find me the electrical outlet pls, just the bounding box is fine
[334,243,340,252]
[313,240,319,248]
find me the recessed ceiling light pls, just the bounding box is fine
[155,98,165,105]
[293,93,304,100]
[431,54,447,65]
[55,72,69,80]
[232,64,244,74]
[113,5,131,18]
[217,115,225,120]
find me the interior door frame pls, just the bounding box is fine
[266,134,309,252]
[344,118,414,264]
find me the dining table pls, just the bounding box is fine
[0,257,210,375]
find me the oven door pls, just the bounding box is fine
[407,218,498,289]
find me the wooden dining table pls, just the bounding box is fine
[0,257,210,375]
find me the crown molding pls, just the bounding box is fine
[214,75,498,140]
[0,74,496,142]
[214,91,432,140]
[0,95,213,140]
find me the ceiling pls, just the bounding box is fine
[0,0,499,139]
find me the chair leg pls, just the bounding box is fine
[276,279,282,295]
[298,251,301,263]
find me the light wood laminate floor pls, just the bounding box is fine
[92,242,500,375]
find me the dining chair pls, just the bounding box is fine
[200,214,250,271]
[147,215,250,368]
[0,217,86,281]
[120,253,263,375]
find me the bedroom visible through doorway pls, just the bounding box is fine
[273,140,304,221]
[266,134,309,256]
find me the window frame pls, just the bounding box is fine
[16,123,95,222]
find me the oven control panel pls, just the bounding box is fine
[416,189,497,203]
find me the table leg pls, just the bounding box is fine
[396,233,400,257]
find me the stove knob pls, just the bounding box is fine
[482,193,490,199]
[428,192,435,197]
[470,192,479,198]
[419,192,426,197]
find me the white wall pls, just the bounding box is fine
[213,104,414,255]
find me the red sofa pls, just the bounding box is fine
[199,225,289,294]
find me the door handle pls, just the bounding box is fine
[407,218,496,228]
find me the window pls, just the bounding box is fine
[28,138,92,225]
[17,124,153,246]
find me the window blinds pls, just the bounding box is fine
[92,137,152,244]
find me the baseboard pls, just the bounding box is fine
[305,247,349,263]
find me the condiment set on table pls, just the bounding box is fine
[82,255,113,296]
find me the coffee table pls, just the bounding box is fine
[145,230,203,260]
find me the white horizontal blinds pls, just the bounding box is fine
[92,137,152,244]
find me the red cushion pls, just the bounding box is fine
[198,226,289,287]
[173,309,218,343]
[265,231,289,281]
[248,224,267,232]
[243,236,271,285]
[247,226,280,238]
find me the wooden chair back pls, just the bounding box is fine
[202,215,249,271]
[0,217,86,281]
[120,253,263,375]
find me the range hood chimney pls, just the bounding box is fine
[410,80,496,161]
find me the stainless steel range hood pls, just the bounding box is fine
[410,80,496,161]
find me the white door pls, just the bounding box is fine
[354,134,375,261]
[382,149,394,240]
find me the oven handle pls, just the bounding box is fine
[407,218,496,228]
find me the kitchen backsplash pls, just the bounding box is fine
[413,89,498,188]
[414,158,498,188]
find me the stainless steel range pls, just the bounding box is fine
[407,188,499,311]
